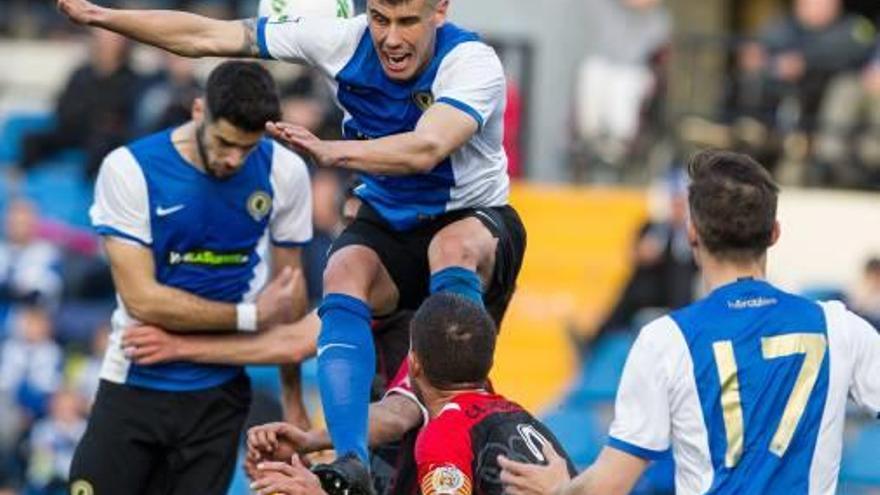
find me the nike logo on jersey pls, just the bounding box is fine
[156,204,186,217]
[316,343,358,357]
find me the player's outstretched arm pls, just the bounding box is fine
[500,445,647,495]
[267,103,478,175]
[104,238,296,332]
[123,311,321,365]
[246,394,422,465]
[57,0,260,58]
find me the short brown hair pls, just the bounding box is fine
[411,294,496,389]
[687,150,779,261]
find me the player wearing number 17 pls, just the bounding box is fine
[498,150,880,495]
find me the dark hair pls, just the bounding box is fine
[205,61,281,132]
[411,294,496,389]
[866,257,880,273]
[688,150,779,261]
[371,0,439,8]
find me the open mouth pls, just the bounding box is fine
[384,53,411,73]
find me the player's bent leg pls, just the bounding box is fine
[427,217,498,306]
[318,246,394,466]
[68,381,166,495]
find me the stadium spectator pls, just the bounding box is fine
[849,256,880,328]
[0,200,63,333]
[134,52,201,135]
[730,0,874,182]
[24,389,86,495]
[17,29,142,180]
[813,40,880,187]
[499,150,880,495]
[0,303,63,422]
[572,0,671,171]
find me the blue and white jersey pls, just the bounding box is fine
[256,15,509,230]
[90,129,312,392]
[610,278,880,495]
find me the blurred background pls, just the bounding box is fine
[0,0,879,493]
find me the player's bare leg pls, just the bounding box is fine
[427,216,498,304]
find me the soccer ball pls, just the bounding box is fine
[258,0,356,19]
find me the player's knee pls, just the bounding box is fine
[429,233,481,270]
[323,248,379,296]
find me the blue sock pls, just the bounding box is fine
[316,293,374,464]
[429,266,484,307]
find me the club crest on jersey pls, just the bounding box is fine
[421,465,470,495]
[70,479,94,495]
[413,91,435,112]
[247,191,272,221]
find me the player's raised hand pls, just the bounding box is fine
[498,442,571,495]
[250,455,325,495]
[57,0,102,25]
[122,325,182,365]
[267,122,336,168]
[256,267,300,329]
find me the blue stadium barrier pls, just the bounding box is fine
[0,112,53,166]
[840,422,880,487]
[541,403,606,468]
[567,331,635,404]
[22,156,91,227]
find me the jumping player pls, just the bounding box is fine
[56,1,527,488]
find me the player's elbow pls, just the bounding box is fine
[120,288,162,323]
[408,134,448,173]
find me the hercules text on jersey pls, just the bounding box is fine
[609,278,880,495]
[90,129,312,391]
[256,15,509,230]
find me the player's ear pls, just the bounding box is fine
[408,351,422,379]
[192,97,205,123]
[687,219,699,249]
[431,0,449,25]
[768,220,781,248]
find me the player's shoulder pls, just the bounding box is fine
[636,314,688,351]
[98,144,143,182]
[819,299,878,339]
[268,140,310,184]
[436,24,499,66]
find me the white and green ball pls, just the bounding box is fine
[258,0,356,18]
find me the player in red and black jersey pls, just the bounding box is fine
[250,294,575,495]
[409,294,576,495]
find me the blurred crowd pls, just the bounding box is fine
[0,0,879,492]
[0,5,355,493]
[679,0,880,189]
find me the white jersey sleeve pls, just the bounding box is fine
[269,142,313,246]
[843,309,880,416]
[257,15,366,76]
[90,147,152,246]
[608,316,684,459]
[432,42,507,130]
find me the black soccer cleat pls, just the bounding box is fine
[312,453,375,495]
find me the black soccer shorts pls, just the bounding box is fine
[328,202,527,326]
[69,374,251,495]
